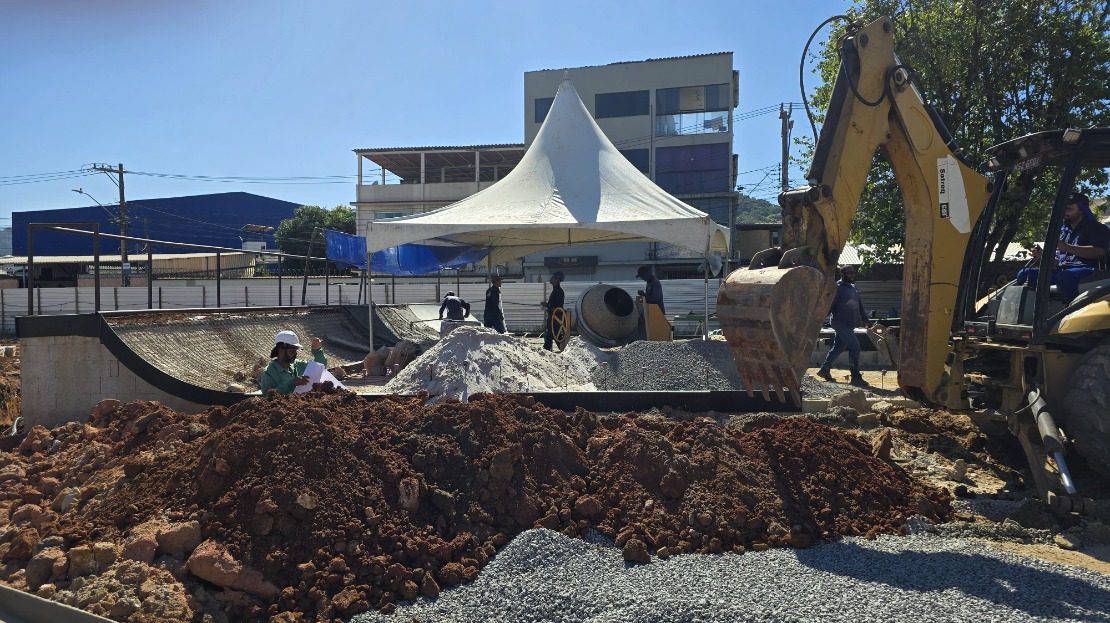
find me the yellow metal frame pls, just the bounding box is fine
[780,17,991,401]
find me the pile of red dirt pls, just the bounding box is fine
[1,393,950,622]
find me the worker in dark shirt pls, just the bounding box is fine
[817,265,868,385]
[1017,193,1110,302]
[636,265,665,313]
[483,276,506,333]
[542,271,565,351]
[439,291,471,321]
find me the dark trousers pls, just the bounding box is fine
[821,324,861,375]
[543,313,555,350]
[1015,266,1093,302]
[484,315,506,334]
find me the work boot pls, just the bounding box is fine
[850,373,869,386]
[816,368,834,382]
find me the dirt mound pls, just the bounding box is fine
[1,394,950,622]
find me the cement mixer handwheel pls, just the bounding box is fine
[551,307,572,351]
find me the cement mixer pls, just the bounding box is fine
[573,284,640,347]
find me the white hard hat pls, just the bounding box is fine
[274,330,302,348]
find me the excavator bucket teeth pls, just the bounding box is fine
[717,265,829,406]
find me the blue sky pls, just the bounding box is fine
[0,0,847,226]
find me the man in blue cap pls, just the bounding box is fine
[1017,192,1109,302]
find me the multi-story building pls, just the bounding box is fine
[354,52,738,281]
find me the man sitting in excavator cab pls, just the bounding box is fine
[1016,193,1110,302]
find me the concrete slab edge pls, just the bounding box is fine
[801,398,922,413]
[0,584,114,623]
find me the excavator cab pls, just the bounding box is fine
[951,128,1110,506]
[957,128,1110,339]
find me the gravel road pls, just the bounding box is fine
[352,528,1110,623]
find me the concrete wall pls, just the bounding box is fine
[20,334,208,428]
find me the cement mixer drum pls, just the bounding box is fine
[574,284,639,347]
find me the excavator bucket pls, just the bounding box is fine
[716,265,830,405]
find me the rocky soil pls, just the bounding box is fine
[0,392,951,622]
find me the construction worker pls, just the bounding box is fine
[542,271,565,351]
[483,275,506,333]
[636,265,665,313]
[260,330,327,396]
[817,265,868,385]
[439,290,471,321]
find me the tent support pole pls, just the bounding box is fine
[368,271,374,353]
[704,232,710,340]
[703,261,710,340]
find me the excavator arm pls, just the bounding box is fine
[718,16,992,403]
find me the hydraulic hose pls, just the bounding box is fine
[1025,385,1077,495]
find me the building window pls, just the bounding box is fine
[535,97,555,124]
[655,83,731,135]
[619,149,650,174]
[655,143,730,194]
[375,211,406,220]
[595,90,650,118]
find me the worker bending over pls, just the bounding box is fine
[260,330,327,396]
[439,291,471,321]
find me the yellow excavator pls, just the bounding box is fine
[718,16,1110,515]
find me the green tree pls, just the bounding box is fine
[807,0,1110,265]
[735,193,782,223]
[275,205,358,272]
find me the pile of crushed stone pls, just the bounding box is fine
[0,393,951,622]
[385,325,607,401]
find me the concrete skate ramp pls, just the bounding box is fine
[372,304,441,348]
[105,306,375,394]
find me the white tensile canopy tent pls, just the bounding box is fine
[363,79,731,343]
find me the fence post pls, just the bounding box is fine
[75,287,80,314]
[113,287,118,311]
[338,284,343,305]
[1,289,5,335]
[158,287,163,309]
[216,251,222,308]
[245,286,249,307]
[289,285,293,306]
[202,286,207,308]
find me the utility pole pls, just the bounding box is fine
[91,163,129,285]
[779,104,794,192]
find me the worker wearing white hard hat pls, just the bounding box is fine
[259,330,327,396]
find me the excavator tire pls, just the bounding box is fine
[1063,340,1110,479]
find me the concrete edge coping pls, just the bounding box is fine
[0,583,115,623]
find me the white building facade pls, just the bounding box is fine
[354,53,738,281]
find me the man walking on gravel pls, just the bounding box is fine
[816,265,868,385]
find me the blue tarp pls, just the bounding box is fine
[371,244,488,276]
[323,230,488,275]
[324,230,368,269]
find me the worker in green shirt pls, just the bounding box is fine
[260,330,327,396]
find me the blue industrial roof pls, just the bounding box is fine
[12,192,303,256]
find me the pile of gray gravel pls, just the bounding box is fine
[352,528,1110,623]
[591,340,746,391]
[589,339,896,400]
